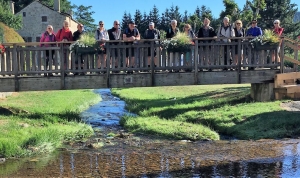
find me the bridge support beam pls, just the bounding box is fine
[251,83,274,102]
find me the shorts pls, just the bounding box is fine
[126,47,135,57]
[147,48,157,57]
[75,54,84,64]
[98,48,106,55]
[234,46,243,55]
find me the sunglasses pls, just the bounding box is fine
[115,24,120,25]
[236,23,241,25]
[99,24,104,26]
[252,22,257,24]
[47,28,52,30]
[274,23,278,24]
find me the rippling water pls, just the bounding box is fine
[1,89,300,177]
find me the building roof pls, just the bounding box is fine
[16,0,79,23]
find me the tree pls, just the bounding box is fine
[72,5,96,32]
[150,5,160,28]
[200,5,213,20]
[0,0,22,30]
[121,12,130,31]
[5,0,72,14]
[219,0,239,22]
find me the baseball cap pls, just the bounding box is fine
[149,22,154,26]
[129,21,135,25]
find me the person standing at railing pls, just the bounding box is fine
[144,22,160,71]
[246,19,262,70]
[217,17,235,71]
[40,25,57,77]
[73,24,85,75]
[95,21,109,74]
[197,18,217,72]
[122,21,141,74]
[183,24,195,72]
[56,20,73,76]
[233,20,245,69]
[108,20,122,72]
[272,19,284,64]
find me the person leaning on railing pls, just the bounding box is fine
[144,22,160,70]
[40,25,57,77]
[272,19,284,64]
[107,20,122,71]
[246,19,262,70]
[56,20,73,76]
[233,20,245,69]
[197,18,217,71]
[122,21,141,74]
[217,17,235,71]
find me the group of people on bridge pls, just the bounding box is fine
[39,16,284,75]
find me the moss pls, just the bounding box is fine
[0,22,24,43]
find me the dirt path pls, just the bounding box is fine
[280,101,300,111]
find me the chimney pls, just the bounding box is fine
[54,0,60,12]
[10,1,15,14]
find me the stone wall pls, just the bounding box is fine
[16,1,78,42]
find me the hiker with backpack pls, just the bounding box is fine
[246,19,263,70]
[73,23,85,75]
[233,20,245,69]
[95,21,109,73]
[217,17,235,71]
[40,25,57,77]
[197,18,217,71]
[144,22,160,70]
[122,21,141,74]
[166,20,179,39]
[56,20,73,76]
[183,23,195,72]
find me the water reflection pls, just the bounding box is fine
[2,140,300,177]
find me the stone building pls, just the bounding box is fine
[13,0,78,42]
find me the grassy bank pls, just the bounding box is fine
[0,90,100,158]
[112,85,300,140]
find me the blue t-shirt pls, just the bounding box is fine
[246,27,263,37]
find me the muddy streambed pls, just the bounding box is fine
[1,89,300,177]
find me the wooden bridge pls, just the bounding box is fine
[0,37,299,94]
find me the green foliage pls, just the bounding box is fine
[0,0,22,30]
[113,85,300,140]
[161,32,193,53]
[72,5,97,32]
[0,22,24,43]
[219,0,239,21]
[0,90,100,158]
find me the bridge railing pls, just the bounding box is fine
[0,37,285,77]
[283,37,300,72]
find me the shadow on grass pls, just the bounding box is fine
[118,87,250,119]
[0,106,81,123]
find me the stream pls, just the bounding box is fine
[1,89,300,177]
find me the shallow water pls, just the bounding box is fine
[1,89,300,177]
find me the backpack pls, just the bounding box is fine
[145,29,159,38]
[125,28,138,37]
[219,25,233,37]
[169,28,179,34]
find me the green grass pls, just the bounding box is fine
[0,90,100,158]
[112,85,300,140]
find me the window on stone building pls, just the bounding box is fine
[23,12,26,17]
[42,16,47,22]
[36,37,40,42]
[27,37,32,42]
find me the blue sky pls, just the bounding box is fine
[70,0,300,27]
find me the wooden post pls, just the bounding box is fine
[150,41,155,86]
[294,41,298,72]
[280,37,285,73]
[237,39,242,83]
[12,44,19,91]
[106,43,111,88]
[60,44,65,90]
[194,40,199,85]
[251,83,275,101]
